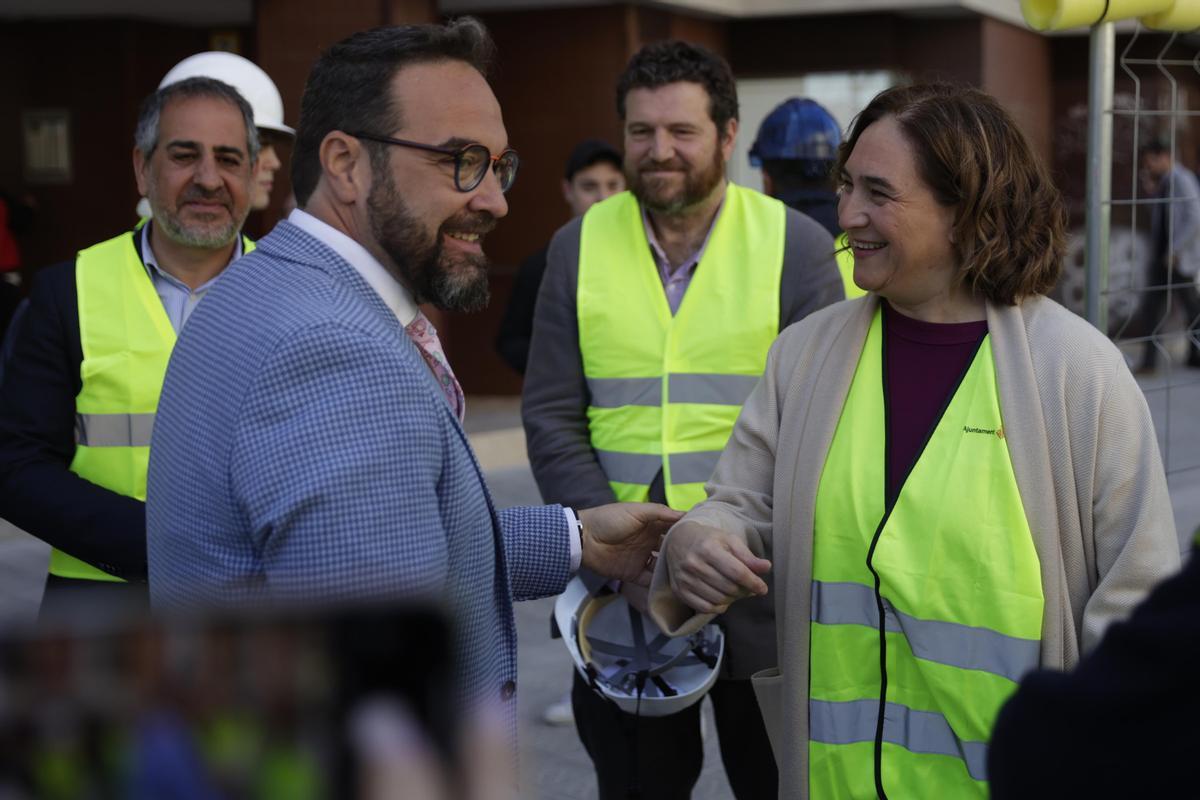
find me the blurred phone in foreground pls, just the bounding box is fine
[0,592,508,800]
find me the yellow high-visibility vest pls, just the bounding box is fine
[53,229,254,580]
[835,232,867,299]
[809,308,1043,797]
[577,185,784,510]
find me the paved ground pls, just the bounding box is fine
[1135,369,1200,546]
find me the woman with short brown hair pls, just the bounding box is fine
[836,82,1065,305]
[648,82,1180,799]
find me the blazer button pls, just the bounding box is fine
[501,680,516,701]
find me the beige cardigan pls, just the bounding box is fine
[649,294,1180,798]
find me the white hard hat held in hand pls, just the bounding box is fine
[554,576,724,717]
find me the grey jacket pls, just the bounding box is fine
[1153,164,1200,278]
[522,191,844,679]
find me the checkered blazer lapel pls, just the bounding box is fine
[258,223,457,409]
[260,221,402,330]
[254,221,506,537]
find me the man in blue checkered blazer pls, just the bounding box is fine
[146,20,679,719]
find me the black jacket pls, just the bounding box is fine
[494,245,548,376]
[0,231,147,580]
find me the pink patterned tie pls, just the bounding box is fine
[404,310,465,423]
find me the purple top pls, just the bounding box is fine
[641,199,725,315]
[883,300,988,505]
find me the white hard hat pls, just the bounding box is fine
[554,577,723,717]
[159,51,294,136]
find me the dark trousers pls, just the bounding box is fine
[571,670,778,800]
[1133,258,1200,368]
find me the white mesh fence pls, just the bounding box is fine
[1099,26,1200,479]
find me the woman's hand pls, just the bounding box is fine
[662,520,771,614]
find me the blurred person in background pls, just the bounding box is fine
[0,189,44,631]
[0,78,258,605]
[495,139,624,376]
[0,188,35,344]
[750,97,863,300]
[523,40,842,800]
[0,191,30,479]
[1133,140,1200,371]
[650,83,1180,799]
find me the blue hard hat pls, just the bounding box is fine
[749,98,842,168]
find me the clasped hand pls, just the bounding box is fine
[661,520,771,614]
[578,503,683,587]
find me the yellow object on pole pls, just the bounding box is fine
[1142,0,1200,31]
[1022,0,1173,30]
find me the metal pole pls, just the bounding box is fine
[1085,22,1115,332]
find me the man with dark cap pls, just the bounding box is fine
[496,139,624,375]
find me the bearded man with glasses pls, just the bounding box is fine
[145,18,680,737]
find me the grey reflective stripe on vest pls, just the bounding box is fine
[810,698,989,782]
[668,451,723,485]
[668,373,758,406]
[811,581,1040,683]
[595,449,662,485]
[75,412,155,448]
[596,449,723,485]
[587,377,661,408]
[587,373,758,408]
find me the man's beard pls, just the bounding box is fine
[368,166,494,313]
[153,186,242,249]
[628,145,726,215]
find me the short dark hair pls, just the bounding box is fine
[135,77,259,161]
[291,17,496,206]
[1139,139,1172,158]
[838,83,1066,305]
[564,139,622,181]
[615,40,738,136]
[761,158,835,194]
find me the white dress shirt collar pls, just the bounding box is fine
[140,221,243,285]
[288,207,419,326]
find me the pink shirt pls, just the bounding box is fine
[641,198,725,315]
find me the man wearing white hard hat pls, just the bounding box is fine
[158,51,294,212]
[0,77,258,611]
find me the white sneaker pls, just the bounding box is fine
[541,692,574,726]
